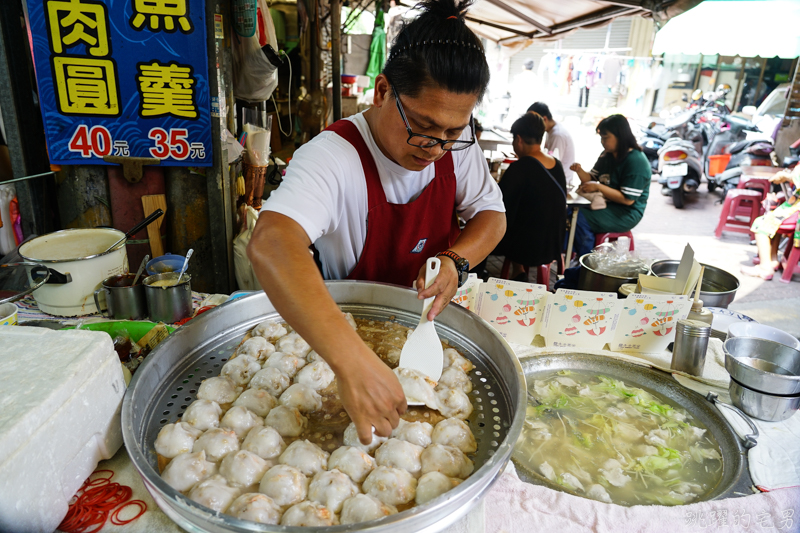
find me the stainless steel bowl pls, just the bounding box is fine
[729,378,800,422]
[122,281,526,533]
[578,253,652,295]
[724,337,800,395]
[650,260,739,308]
[514,353,754,503]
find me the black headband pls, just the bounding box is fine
[386,39,481,65]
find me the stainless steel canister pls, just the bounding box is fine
[671,319,712,376]
[143,272,192,323]
[93,274,147,320]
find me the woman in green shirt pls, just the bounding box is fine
[569,114,651,256]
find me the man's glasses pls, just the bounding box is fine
[391,85,475,152]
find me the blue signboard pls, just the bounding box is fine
[26,0,212,166]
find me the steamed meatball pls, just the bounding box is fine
[155,422,203,459]
[431,418,477,453]
[265,406,308,437]
[328,446,376,484]
[220,406,263,439]
[393,367,438,410]
[415,472,462,505]
[279,383,322,413]
[278,439,329,477]
[258,465,308,507]
[435,388,473,420]
[308,469,360,513]
[232,388,277,418]
[226,493,282,524]
[252,320,287,341]
[443,348,474,373]
[343,422,387,454]
[249,367,291,398]
[235,336,275,361]
[280,501,338,527]
[362,466,417,506]
[188,474,241,513]
[275,332,313,358]
[242,425,286,461]
[264,351,306,378]
[306,350,325,363]
[340,494,398,525]
[436,366,473,394]
[219,450,271,488]
[182,399,222,431]
[197,376,242,405]
[161,450,217,493]
[193,428,240,462]
[294,360,335,390]
[221,355,262,387]
[420,444,474,479]
[391,419,433,448]
[375,438,424,478]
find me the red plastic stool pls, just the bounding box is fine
[500,258,560,289]
[737,177,770,216]
[594,231,635,250]
[714,189,762,239]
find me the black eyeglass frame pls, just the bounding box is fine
[390,85,476,152]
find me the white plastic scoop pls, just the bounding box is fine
[399,257,444,400]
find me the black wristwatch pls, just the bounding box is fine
[436,250,470,287]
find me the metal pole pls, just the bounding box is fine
[331,0,342,122]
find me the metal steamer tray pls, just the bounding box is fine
[122,281,526,533]
[514,354,755,504]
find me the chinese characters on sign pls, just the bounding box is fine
[28,0,212,166]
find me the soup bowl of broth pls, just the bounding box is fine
[513,353,753,506]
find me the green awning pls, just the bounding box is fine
[653,0,800,59]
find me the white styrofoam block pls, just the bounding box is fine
[0,327,125,533]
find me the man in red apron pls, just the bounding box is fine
[248,0,505,444]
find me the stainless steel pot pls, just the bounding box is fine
[724,337,800,395]
[651,260,739,308]
[122,281,526,533]
[513,353,755,503]
[578,253,651,295]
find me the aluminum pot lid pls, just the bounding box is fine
[0,262,50,305]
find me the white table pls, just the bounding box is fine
[477,130,512,152]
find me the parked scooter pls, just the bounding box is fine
[657,137,704,208]
[705,114,775,194]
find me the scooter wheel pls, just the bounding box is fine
[707,182,717,193]
[672,187,685,209]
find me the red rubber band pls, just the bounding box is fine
[447,15,457,19]
[89,469,115,481]
[110,500,147,525]
[58,506,88,531]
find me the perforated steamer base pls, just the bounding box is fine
[123,282,526,533]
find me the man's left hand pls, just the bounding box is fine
[415,257,458,321]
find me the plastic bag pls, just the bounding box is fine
[0,184,16,255]
[233,206,263,291]
[232,33,277,103]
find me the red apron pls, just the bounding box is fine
[325,119,461,287]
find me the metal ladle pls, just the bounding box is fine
[174,249,193,287]
[132,254,150,286]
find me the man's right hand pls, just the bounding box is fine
[334,347,407,445]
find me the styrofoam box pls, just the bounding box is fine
[0,327,125,533]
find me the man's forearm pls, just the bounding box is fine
[447,210,506,267]
[246,212,365,374]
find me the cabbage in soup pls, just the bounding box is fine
[513,371,723,506]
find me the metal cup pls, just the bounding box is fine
[93,274,147,320]
[143,272,192,324]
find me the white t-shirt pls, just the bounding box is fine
[544,123,576,185]
[261,112,505,280]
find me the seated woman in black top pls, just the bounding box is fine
[494,112,567,281]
